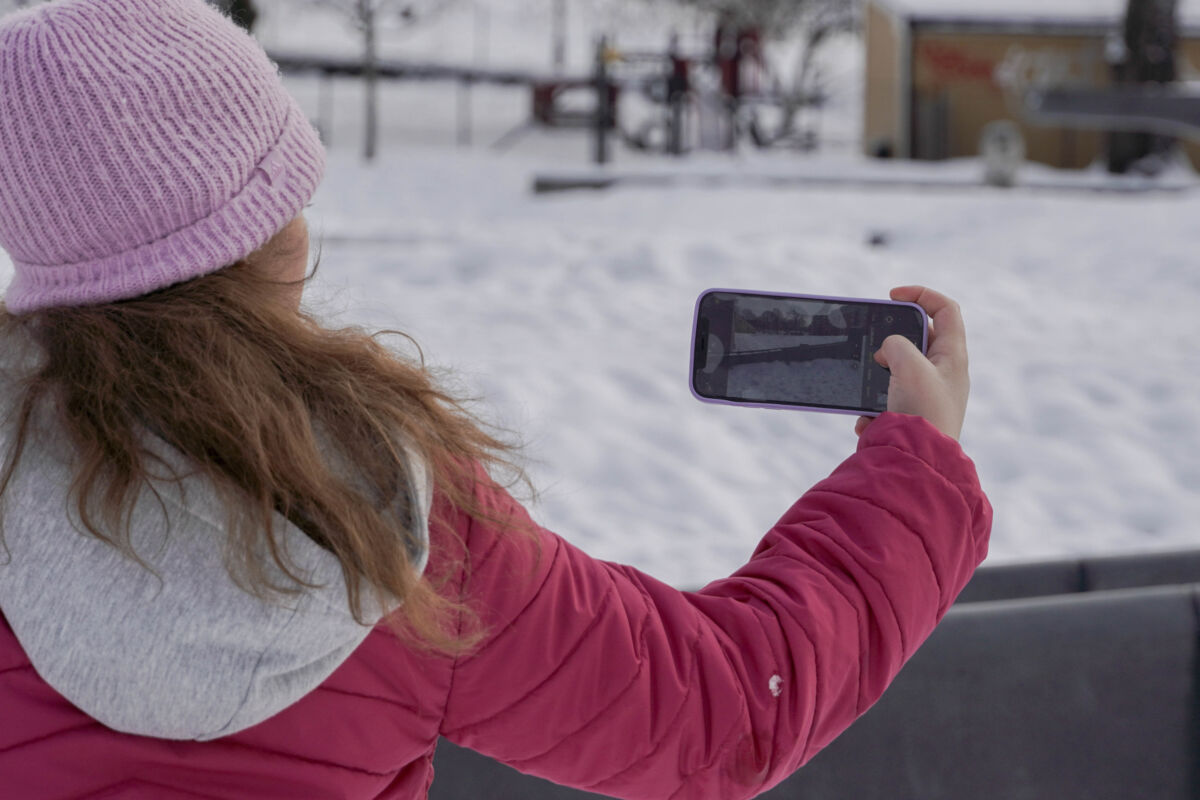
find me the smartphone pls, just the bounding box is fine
[690,289,928,416]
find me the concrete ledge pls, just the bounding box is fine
[761,584,1199,799]
[431,741,610,800]
[956,558,1083,602]
[429,556,1200,799]
[958,548,1200,603]
[530,170,1196,196]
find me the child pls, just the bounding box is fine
[0,1,990,798]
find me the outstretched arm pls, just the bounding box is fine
[440,288,990,799]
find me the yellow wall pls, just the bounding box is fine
[863,2,1200,169]
[1177,39,1200,167]
[863,2,903,157]
[910,31,1107,168]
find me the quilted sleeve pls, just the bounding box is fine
[439,413,992,799]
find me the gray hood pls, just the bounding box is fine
[0,329,430,740]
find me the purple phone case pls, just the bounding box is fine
[688,288,929,418]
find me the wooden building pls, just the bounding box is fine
[864,0,1200,168]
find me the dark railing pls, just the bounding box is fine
[268,51,554,87]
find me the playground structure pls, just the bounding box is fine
[271,19,830,165]
[270,1,1200,186]
[269,51,557,149]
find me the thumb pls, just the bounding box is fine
[875,334,924,373]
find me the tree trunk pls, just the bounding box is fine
[780,26,827,141]
[229,0,258,32]
[1108,0,1178,173]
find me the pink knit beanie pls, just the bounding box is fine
[0,0,326,314]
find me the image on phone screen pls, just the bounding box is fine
[692,291,925,414]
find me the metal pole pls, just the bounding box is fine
[667,31,685,156]
[552,0,567,73]
[318,71,334,147]
[361,1,378,161]
[594,36,610,165]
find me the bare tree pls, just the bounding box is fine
[305,0,454,160]
[669,0,855,35]
[210,0,259,32]
[666,0,859,138]
[784,1,858,138]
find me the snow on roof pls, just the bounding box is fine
[877,0,1200,30]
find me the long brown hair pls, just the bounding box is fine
[0,257,528,652]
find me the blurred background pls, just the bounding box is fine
[2,0,1197,588]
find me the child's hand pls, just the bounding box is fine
[854,286,970,441]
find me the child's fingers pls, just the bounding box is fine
[888,285,926,303]
[872,287,971,440]
[854,415,873,437]
[890,285,967,366]
[878,333,925,375]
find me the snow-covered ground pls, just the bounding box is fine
[1,1,1197,587]
[292,147,1200,587]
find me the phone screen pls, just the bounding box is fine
[691,290,926,415]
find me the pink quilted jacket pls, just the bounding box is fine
[0,414,991,799]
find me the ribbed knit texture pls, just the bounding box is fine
[0,0,326,313]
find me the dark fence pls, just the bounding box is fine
[429,549,1200,799]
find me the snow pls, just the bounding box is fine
[284,147,1200,586]
[731,356,866,408]
[1,1,1198,588]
